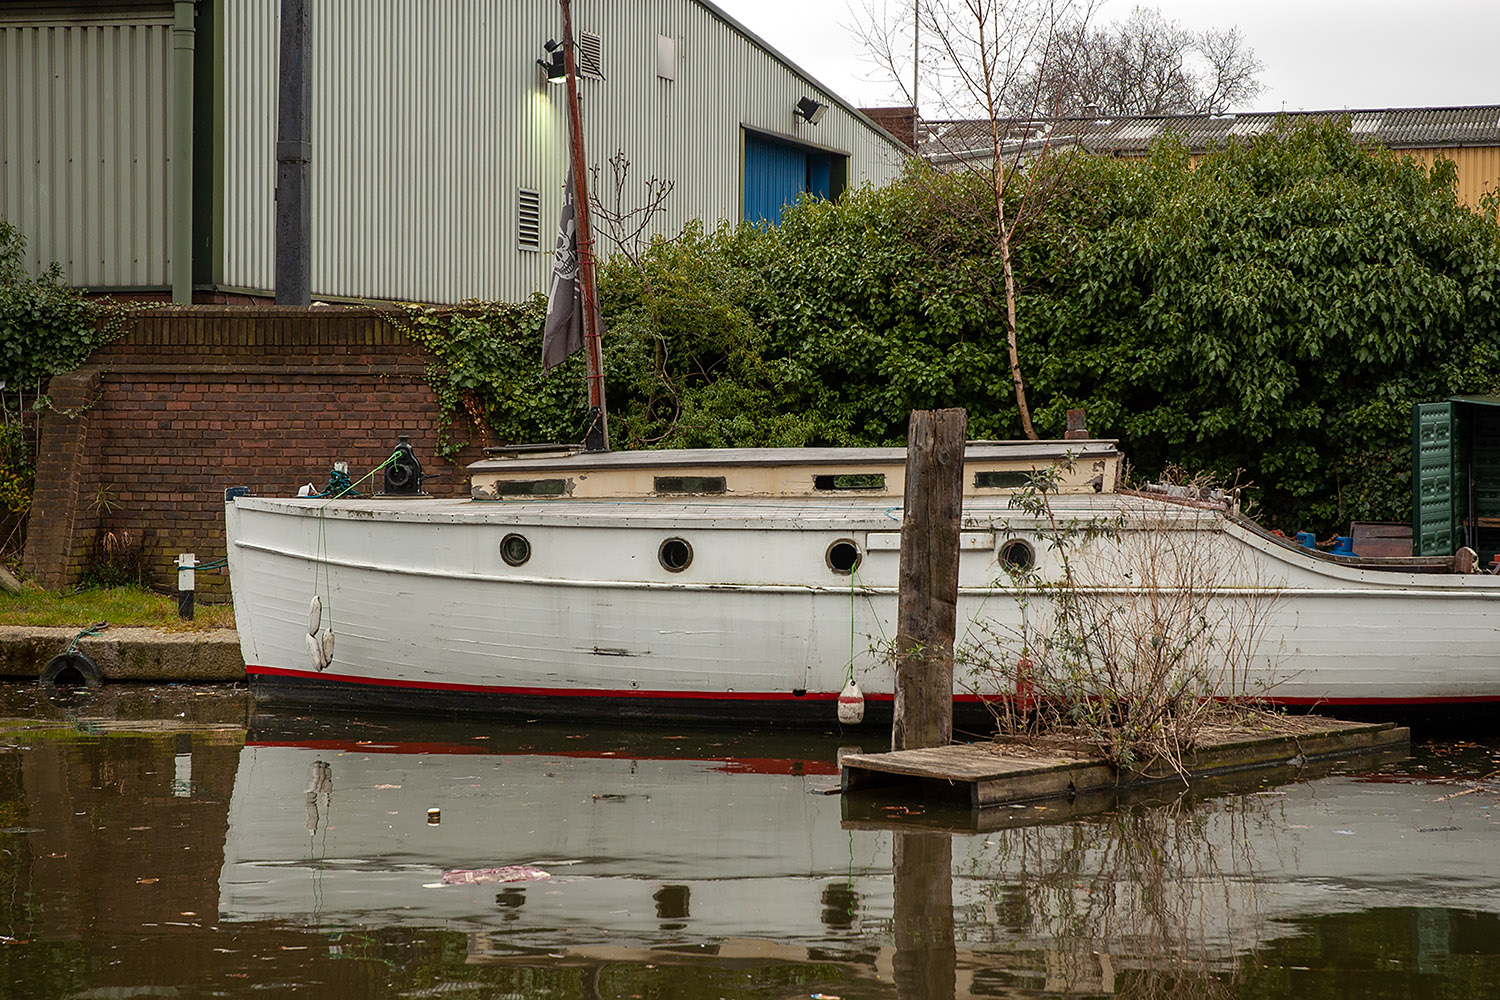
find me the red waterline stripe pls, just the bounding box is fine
[249,664,999,703]
[246,739,841,774]
[1268,695,1500,706]
[247,667,1500,707]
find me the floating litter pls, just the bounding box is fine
[441,865,551,885]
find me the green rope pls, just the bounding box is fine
[66,621,108,655]
[316,450,402,509]
[847,572,858,687]
[312,449,404,630]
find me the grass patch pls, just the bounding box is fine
[0,583,235,630]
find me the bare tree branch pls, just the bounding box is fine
[589,150,675,265]
[1022,6,1263,116]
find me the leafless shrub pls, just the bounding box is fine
[589,149,674,265]
[961,462,1285,771]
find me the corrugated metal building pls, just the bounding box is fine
[1,0,910,302]
[921,106,1500,212]
[1,1,177,289]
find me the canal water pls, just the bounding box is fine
[0,685,1497,999]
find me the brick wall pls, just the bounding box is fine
[859,105,918,151]
[23,306,482,597]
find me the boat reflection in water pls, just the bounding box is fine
[225,711,1500,999]
[227,714,866,946]
[3,687,1500,998]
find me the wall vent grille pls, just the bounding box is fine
[578,30,604,79]
[517,189,542,252]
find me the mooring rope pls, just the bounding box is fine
[312,450,403,628]
[65,621,109,655]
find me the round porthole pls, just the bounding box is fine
[826,539,862,575]
[659,537,693,572]
[500,533,531,567]
[999,538,1034,572]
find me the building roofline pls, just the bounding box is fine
[916,104,1500,160]
[694,0,911,157]
[920,104,1500,127]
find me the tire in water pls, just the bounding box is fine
[39,652,103,689]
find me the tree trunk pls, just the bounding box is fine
[995,176,1037,439]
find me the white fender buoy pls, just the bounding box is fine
[306,632,327,671]
[308,595,322,636]
[320,627,335,665]
[837,680,865,725]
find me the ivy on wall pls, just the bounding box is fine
[0,223,125,549]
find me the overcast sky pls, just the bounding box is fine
[713,0,1500,113]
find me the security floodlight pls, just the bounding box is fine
[539,39,566,83]
[794,96,828,125]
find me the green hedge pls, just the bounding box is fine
[404,120,1500,534]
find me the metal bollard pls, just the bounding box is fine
[177,553,196,620]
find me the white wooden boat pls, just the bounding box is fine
[224,10,1499,726]
[224,437,1500,725]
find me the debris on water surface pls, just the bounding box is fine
[441,865,551,885]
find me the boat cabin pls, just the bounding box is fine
[467,440,1121,501]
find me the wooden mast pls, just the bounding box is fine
[560,0,609,452]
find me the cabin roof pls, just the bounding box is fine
[469,439,1119,473]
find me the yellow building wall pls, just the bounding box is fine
[1400,147,1500,211]
[1141,145,1499,215]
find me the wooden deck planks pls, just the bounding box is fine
[841,720,1411,810]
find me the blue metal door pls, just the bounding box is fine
[743,134,808,225]
[806,154,831,200]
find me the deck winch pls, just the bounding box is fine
[382,435,425,496]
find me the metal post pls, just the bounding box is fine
[176,553,197,620]
[560,0,609,452]
[171,1,196,304]
[275,0,311,305]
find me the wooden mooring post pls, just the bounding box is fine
[893,408,967,751]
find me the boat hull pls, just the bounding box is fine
[225,490,1500,726]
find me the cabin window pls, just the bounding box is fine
[826,539,862,574]
[500,533,532,566]
[998,539,1034,572]
[494,479,567,497]
[654,476,727,495]
[658,537,693,572]
[974,470,1032,489]
[814,473,885,491]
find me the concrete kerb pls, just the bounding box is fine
[0,626,244,682]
